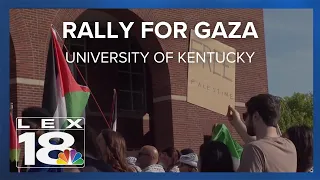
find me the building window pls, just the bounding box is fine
[118,63,146,111]
[64,26,146,113]
[117,37,146,112]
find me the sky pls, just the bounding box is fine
[263,9,313,97]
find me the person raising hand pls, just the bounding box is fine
[228,94,297,172]
[227,105,256,144]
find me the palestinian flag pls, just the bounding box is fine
[110,89,118,132]
[211,124,243,171]
[42,28,90,129]
[10,112,20,162]
[10,112,20,172]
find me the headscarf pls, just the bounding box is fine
[169,165,180,172]
[179,153,198,168]
[126,157,142,172]
[143,164,165,173]
[126,157,137,166]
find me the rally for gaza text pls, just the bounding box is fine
[62,21,259,39]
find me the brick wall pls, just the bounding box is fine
[10,9,268,154]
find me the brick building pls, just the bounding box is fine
[10,9,268,153]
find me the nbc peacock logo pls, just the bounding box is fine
[56,149,84,165]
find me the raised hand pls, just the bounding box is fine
[227,105,241,122]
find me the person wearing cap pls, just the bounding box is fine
[178,153,198,172]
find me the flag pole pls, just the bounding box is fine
[112,89,117,132]
[10,102,13,114]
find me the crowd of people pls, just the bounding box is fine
[16,93,313,172]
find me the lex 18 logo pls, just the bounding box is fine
[16,117,85,168]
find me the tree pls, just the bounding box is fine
[278,92,313,133]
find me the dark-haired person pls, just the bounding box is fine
[178,152,198,172]
[228,94,297,172]
[96,129,133,172]
[21,107,62,172]
[284,125,313,172]
[64,125,114,172]
[159,147,181,172]
[180,148,194,155]
[199,141,234,172]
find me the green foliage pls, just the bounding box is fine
[278,92,313,133]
